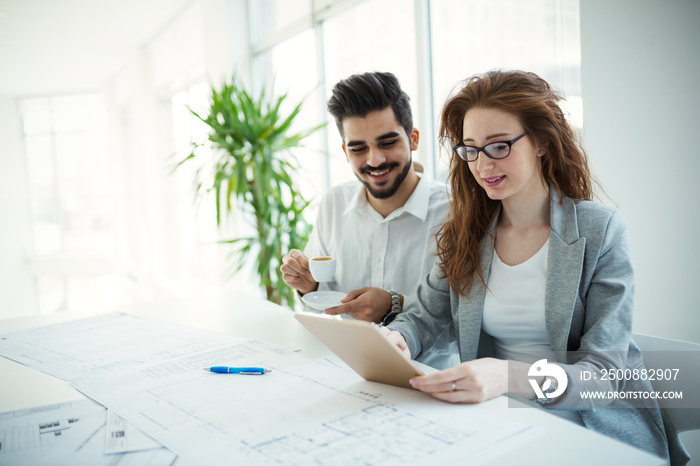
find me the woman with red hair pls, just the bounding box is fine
[384,70,688,465]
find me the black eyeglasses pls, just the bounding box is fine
[453,131,529,162]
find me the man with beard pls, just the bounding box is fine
[281,71,457,369]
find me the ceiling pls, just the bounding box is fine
[0,0,194,98]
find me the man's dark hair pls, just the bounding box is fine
[327,71,413,140]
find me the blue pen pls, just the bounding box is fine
[205,366,270,375]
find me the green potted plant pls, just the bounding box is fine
[179,76,321,307]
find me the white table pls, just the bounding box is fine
[0,292,664,465]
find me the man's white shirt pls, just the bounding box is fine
[303,173,459,369]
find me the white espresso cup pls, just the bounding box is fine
[309,256,336,282]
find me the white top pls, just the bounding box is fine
[304,173,459,369]
[482,238,554,364]
[483,238,584,426]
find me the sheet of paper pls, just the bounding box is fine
[74,340,543,466]
[105,409,162,454]
[0,399,181,465]
[0,312,246,381]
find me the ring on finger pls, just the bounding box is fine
[451,382,457,392]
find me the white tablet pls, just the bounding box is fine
[294,313,423,389]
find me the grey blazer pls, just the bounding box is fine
[390,190,689,465]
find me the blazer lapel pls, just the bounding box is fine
[545,190,586,353]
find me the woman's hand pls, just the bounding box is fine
[377,325,411,358]
[409,358,508,403]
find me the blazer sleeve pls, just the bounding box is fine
[388,259,453,359]
[549,209,639,410]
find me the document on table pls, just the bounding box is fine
[0,399,181,465]
[74,339,543,466]
[0,312,246,381]
[105,409,162,454]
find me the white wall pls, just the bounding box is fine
[580,0,700,344]
[580,1,700,461]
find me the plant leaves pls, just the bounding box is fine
[176,74,323,307]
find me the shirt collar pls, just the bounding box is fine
[342,172,430,222]
[343,183,367,216]
[398,172,430,221]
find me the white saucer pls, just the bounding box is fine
[302,291,346,311]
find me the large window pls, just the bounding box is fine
[168,82,260,296]
[21,94,119,313]
[251,0,582,193]
[322,0,420,188]
[253,29,325,202]
[168,83,223,291]
[431,0,583,127]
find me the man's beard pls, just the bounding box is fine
[357,155,412,200]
